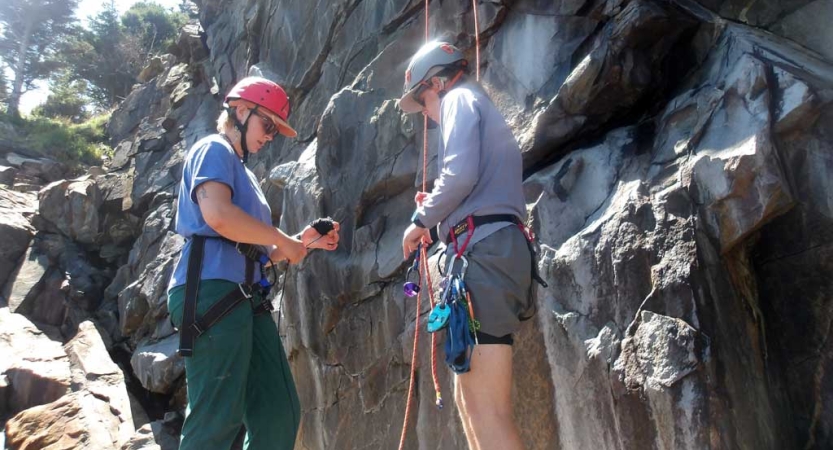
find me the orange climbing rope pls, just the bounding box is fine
[398,1,482,447]
[472,0,481,81]
[397,2,433,448]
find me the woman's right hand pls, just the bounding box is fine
[280,236,308,264]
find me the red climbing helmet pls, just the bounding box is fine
[224,77,297,138]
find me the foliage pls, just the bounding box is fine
[32,70,89,122]
[60,0,188,111]
[122,2,187,55]
[60,1,139,110]
[0,0,79,117]
[0,109,112,166]
[178,0,199,19]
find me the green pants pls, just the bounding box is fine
[168,280,300,450]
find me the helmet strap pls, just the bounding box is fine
[437,70,465,99]
[231,106,256,164]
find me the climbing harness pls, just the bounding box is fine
[177,235,275,357]
[176,217,336,357]
[445,214,549,289]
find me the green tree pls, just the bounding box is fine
[61,0,138,109]
[0,0,79,118]
[122,2,187,56]
[178,0,199,19]
[60,0,187,110]
[32,70,88,122]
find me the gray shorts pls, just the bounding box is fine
[445,225,534,338]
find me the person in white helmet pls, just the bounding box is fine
[399,41,535,450]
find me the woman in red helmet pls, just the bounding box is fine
[167,76,340,450]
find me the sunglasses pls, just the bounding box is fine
[252,110,278,137]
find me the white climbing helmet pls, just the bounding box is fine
[398,41,467,114]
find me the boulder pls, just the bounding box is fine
[130,334,185,395]
[0,187,35,290]
[64,320,135,447]
[19,158,66,183]
[618,312,706,390]
[120,420,180,450]
[2,245,67,326]
[0,165,16,185]
[38,177,103,244]
[5,391,124,450]
[0,308,71,417]
[687,53,796,252]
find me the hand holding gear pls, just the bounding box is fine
[302,217,340,250]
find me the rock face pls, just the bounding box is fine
[0,308,71,417]
[0,188,35,291]
[5,391,126,450]
[3,0,833,449]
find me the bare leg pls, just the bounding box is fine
[454,344,524,450]
[455,376,480,450]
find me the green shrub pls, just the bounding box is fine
[71,112,109,144]
[11,113,113,167]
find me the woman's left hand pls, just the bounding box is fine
[301,221,341,250]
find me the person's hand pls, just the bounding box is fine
[266,246,286,265]
[402,223,432,259]
[414,191,428,206]
[301,221,340,251]
[281,236,308,264]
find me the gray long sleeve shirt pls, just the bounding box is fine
[415,80,527,249]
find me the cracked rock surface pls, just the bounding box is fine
[2,0,833,449]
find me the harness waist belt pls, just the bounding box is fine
[445,214,549,289]
[446,214,518,243]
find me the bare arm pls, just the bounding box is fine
[196,181,306,262]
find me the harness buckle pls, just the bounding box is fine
[190,322,204,336]
[238,283,253,299]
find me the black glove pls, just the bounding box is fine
[311,217,335,236]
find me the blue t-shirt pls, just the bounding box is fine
[168,135,272,291]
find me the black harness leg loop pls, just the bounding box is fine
[191,285,252,333]
[179,236,206,357]
[177,235,276,357]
